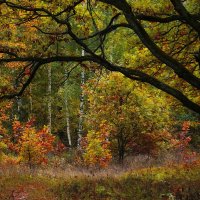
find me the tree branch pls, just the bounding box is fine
[0,62,41,99]
[170,0,200,35]
[99,0,200,89]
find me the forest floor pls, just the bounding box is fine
[1,157,200,200]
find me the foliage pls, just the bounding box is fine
[0,141,7,162]
[84,72,174,163]
[1,161,200,200]
[0,101,13,163]
[0,0,199,114]
[3,118,55,168]
[1,153,200,200]
[52,162,200,200]
[82,120,112,167]
[0,101,12,136]
[171,121,197,164]
[19,125,55,167]
[0,1,199,196]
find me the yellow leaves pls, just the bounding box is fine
[0,41,26,50]
[123,47,154,71]
[184,0,200,14]
[84,71,174,159]
[0,141,7,152]
[1,154,21,166]
[129,0,172,14]
[5,119,56,167]
[83,122,112,168]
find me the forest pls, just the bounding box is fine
[0,0,200,199]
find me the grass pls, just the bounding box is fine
[1,158,200,199]
[0,170,56,200]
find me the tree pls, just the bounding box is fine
[82,125,112,168]
[84,72,174,163]
[0,0,199,114]
[57,68,80,147]
[78,50,86,147]
[7,118,55,168]
[19,124,55,168]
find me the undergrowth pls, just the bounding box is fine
[1,161,200,200]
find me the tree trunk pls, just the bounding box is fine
[77,49,85,147]
[48,65,52,133]
[15,96,22,120]
[65,96,72,147]
[118,128,125,164]
[29,84,33,118]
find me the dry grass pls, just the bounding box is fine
[1,153,200,200]
[0,152,194,179]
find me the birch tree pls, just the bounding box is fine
[0,0,199,114]
[78,49,85,147]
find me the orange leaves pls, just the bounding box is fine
[181,121,190,132]
[174,121,191,149]
[36,126,55,153]
[13,120,22,132]
[0,113,8,121]
[4,118,56,168]
[18,124,55,167]
[1,154,21,166]
[171,121,197,164]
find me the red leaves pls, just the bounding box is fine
[54,141,66,155]
[176,121,191,149]
[24,68,31,76]
[172,121,197,164]
[181,121,190,132]
[13,120,22,133]
[6,118,55,167]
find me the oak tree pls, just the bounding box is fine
[0,0,199,114]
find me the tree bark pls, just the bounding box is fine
[29,84,33,118]
[65,94,72,147]
[77,49,85,147]
[48,65,52,133]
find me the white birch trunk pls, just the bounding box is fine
[64,67,72,147]
[65,97,72,147]
[77,49,85,147]
[16,97,22,120]
[17,97,21,115]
